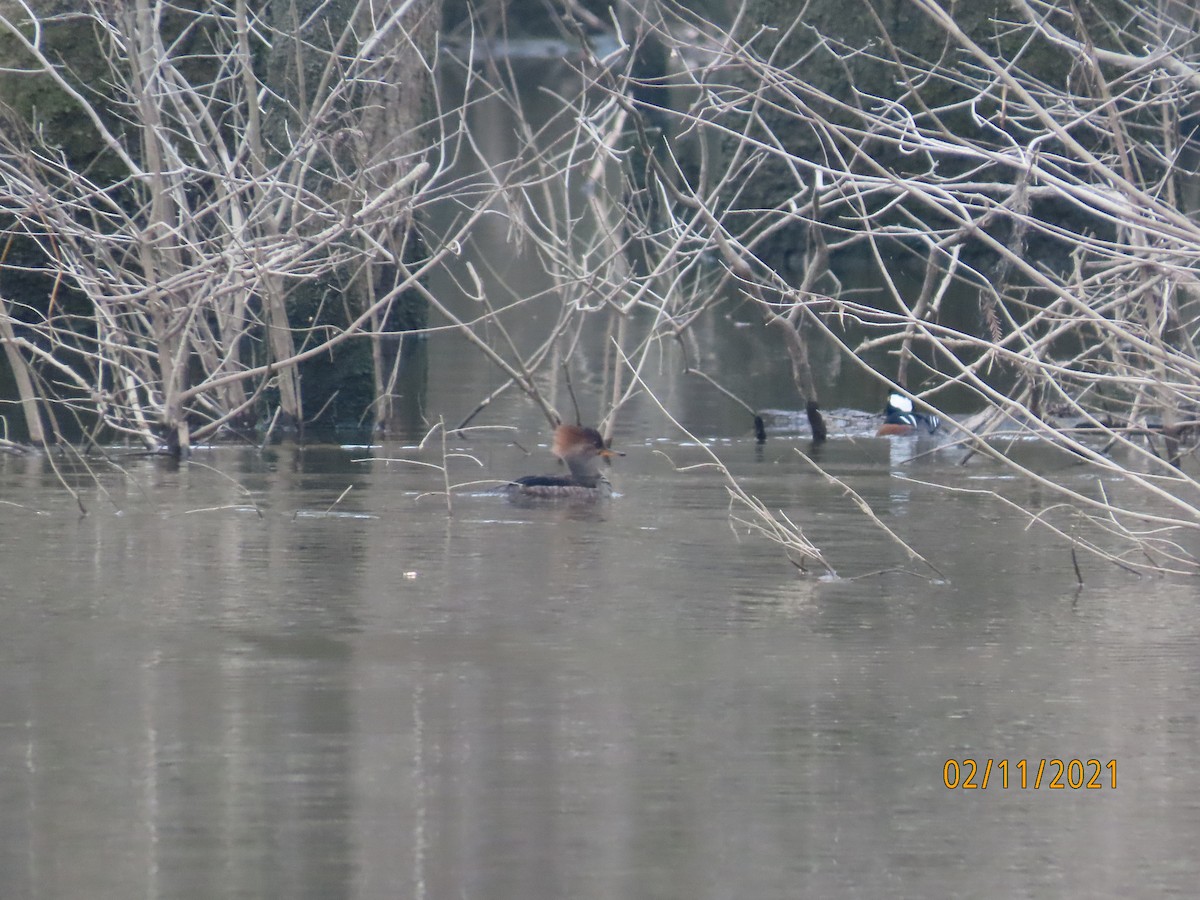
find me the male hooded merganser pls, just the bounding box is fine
[877,392,941,436]
[507,424,622,499]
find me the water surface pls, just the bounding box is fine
[2,431,1197,899]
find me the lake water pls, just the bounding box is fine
[3,419,1198,899]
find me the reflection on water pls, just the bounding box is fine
[2,436,1199,899]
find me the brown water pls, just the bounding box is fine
[2,426,1198,899]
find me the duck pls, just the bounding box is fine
[877,392,941,436]
[507,424,622,499]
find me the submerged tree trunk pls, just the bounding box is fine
[0,299,46,444]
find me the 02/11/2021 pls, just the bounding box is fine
[943,758,1116,790]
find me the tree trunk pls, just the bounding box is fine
[357,0,436,433]
[0,302,46,444]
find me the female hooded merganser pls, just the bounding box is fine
[507,424,622,499]
[877,392,941,436]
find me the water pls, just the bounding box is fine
[2,430,1198,899]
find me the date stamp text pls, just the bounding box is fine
[943,758,1116,790]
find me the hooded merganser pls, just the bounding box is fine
[877,392,941,436]
[507,424,622,499]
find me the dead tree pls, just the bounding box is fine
[0,0,442,453]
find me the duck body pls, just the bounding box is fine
[508,474,613,500]
[505,424,620,500]
[877,392,940,436]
